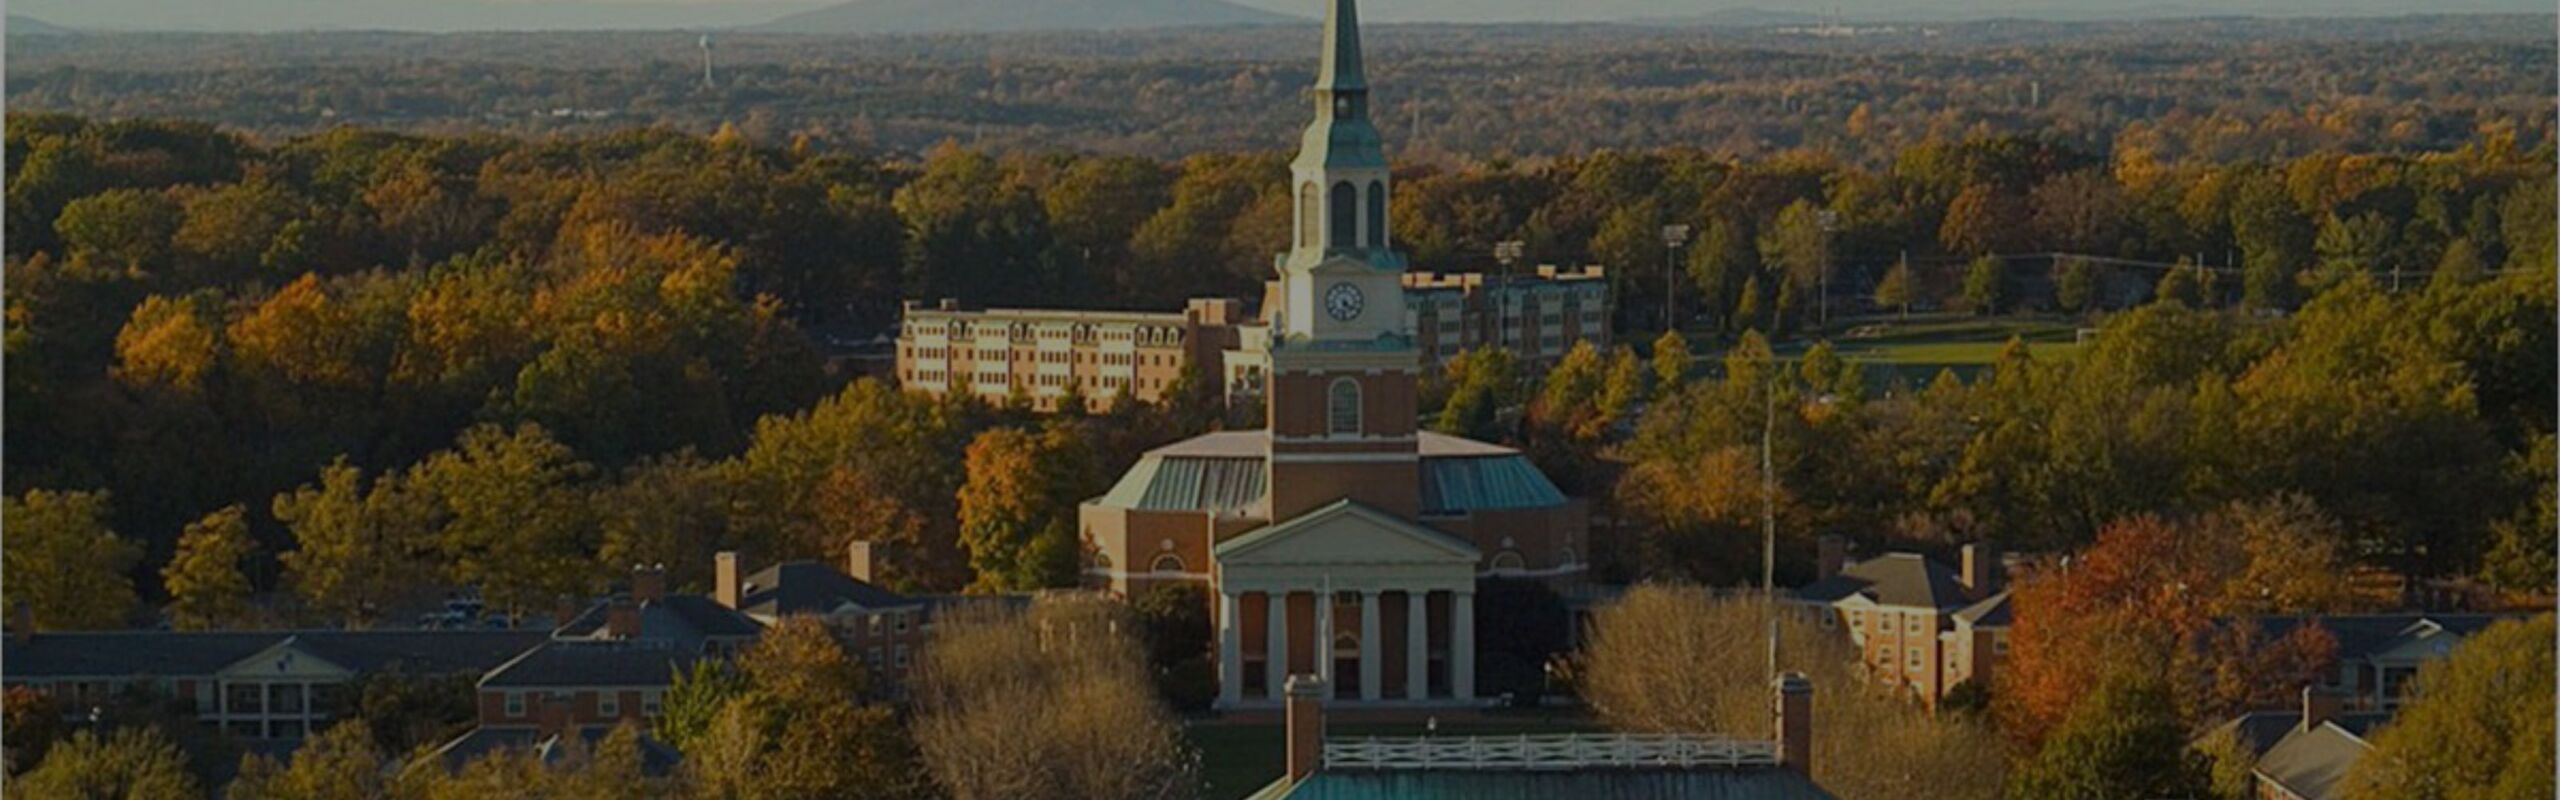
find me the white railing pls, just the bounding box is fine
[1322,733,1780,771]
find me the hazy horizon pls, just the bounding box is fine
[9,0,2548,33]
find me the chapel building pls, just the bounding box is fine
[1078,0,1590,710]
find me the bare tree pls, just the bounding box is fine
[912,596,1198,800]
[1578,585,2003,800]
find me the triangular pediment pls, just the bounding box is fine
[217,637,355,680]
[1214,499,1480,566]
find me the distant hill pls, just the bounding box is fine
[1645,7,1824,27]
[754,0,1298,34]
[8,15,78,36]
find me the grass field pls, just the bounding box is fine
[1708,314,2086,389]
[1186,711,1603,799]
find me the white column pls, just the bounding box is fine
[1218,590,1243,708]
[1406,591,1430,700]
[1451,588,1476,703]
[1359,591,1383,702]
[1266,591,1289,701]
[1315,591,1336,685]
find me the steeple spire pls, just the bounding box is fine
[1316,0,1366,94]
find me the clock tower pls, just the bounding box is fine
[1263,0,1420,521]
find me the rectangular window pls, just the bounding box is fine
[599,693,620,719]
[270,683,305,714]
[1906,647,1924,672]
[228,683,263,715]
[504,692,524,717]
[1906,614,1923,634]
[643,691,663,717]
[1848,610,1865,630]
[895,646,911,669]
[895,613,911,634]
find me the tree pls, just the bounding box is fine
[1434,347,1522,442]
[1940,183,2025,256]
[2153,260,2202,307]
[1960,254,2006,315]
[1874,257,1916,318]
[2007,674,2208,800]
[410,423,601,618]
[1651,329,1692,395]
[2,489,140,631]
[162,504,257,631]
[956,424,1098,592]
[2341,614,2554,800]
[2054,257,2099,314]
[226,721,384,800]
[4,728,199,800]
[1579,587,2001,800]
[685,618,926,800]
[2429,237,2487,290]
[55,188,182,269]
[1688,216,1756,332]
[275,459,437,627]
[1759,200,1832,321]
[656,660,748,754]
[913,597,1197,800]
[4,686,68,775]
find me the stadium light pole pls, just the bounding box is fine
[1661,224,1690,333]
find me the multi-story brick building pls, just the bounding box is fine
[1790,540,2011,708]
[1402,266,1610,365]
[895,298,1251,412]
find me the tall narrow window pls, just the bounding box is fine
[1329,181,1357,249]
[1327,377,1361,435]
[1366,180,1387,249]
[1299,182,1320,247]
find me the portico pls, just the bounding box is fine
[1213,500,1480,708]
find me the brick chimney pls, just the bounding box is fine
[2301,685,2341,732]
[715,552,742,609]
[604,596,641,639]
[1817,535,1849,581]
[845,540,878,585]
[631,564,666,604]
[1775,672,1814,774]
[1285,674,1328,784]
[1960,542,2000,598]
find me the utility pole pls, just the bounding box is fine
[1762,370,1779,683]
[1661,224,1691,334]
[1816,209,1838,332]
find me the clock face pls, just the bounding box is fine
[1324,282,1364,321]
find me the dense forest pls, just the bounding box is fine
[8,16,2552,160]
[4,99,2551,632]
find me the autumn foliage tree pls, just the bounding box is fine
[956,423,1101,593]
[161,504,257,630]
[2,489,140,631]
[913,597,1197,800]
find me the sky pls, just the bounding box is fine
[8,0,2545,32]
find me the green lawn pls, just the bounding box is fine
[1187,711,1602,800]
[1713,315,2086,389]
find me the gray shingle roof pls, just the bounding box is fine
[478,640,700,689]
[554,594,762,649]
[1795,554,1972,610]
[2208,712,2392,759]
[1093,430,1568,516]
[1273,768,1835,799]
[2254,722,2375,800]
[1951,591,2011,627]
[739,562,924,618]
[2244,614,2515,662]
[2,630,548,680]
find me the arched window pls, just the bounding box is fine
[1365,180,1387,249]
[1489,551,1527,573]
[1329,181,1357,249]
[1327,377,1361,435]
[1148,553,1186,574]
[1299,183,1320,247]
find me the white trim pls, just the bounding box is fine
[1269,452,1420,463]
[1271,434,1417,445]
[1084,567,1212,581]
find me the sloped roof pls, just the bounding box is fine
[739,562,925,619]
[1794,554,1972,610]
[1271,768,1835,799]
[2208,712,2392,760]
[1094,430,1565,516]
[554,594,762,649]
[3,630,547,679]
[479,640,700,689]
[2254,722,2375,800]
[1951,591,2011,627]
[1214,499,1481,564]
[2245,614,2516,662]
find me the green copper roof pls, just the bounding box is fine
[1315,0,1366,93]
